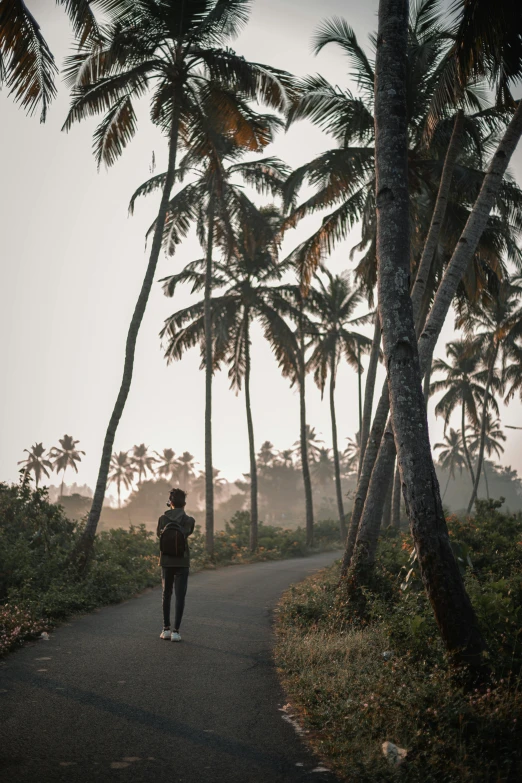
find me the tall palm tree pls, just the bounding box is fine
[161,208,297,551]
[50,435,85,498]
[0,0,103,120]
[429,339,493,483]
[467,414,506,499]
[63,0,291,550]
[131,444,157,485]
[108,451,135,508]
[433,428,468,499]
[154,448,178,482]
[175,452,197,493]
[306,271,371,539]
[132,135,288,554]
[17,443,52,488]
[192,469,226,507]
[459,282,522,510]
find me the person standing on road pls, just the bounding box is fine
[157,488,195,642]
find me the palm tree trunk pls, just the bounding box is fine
[461,400,476,485]
[359,314,381,472]
[391,459,401,527]
[423,358,432,406]
[418,100,522,370]
[341,382,390,575]
[442,471,451,501]
[330,356,345,540]
[117,478,121,509]
[483,462,489,499]
[357,342,363,439]
[204,198,215,555]
[467,344,498,512]
[244,311,258,551]
[344,80,522,585]
[373,0,485,664]
[299,302,314,547]
[382,469,393,527]
[60,469,66,499]
[80,110,181,552]
[410,110,465,323]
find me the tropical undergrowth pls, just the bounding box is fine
[0,479,341,656]
[274,499,522,782]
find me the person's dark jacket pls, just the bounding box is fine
[157,508,195,567]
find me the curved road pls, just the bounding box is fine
[1,552,340,782]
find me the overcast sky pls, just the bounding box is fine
[1,0,521,500]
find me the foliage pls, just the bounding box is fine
[274,500,522,782]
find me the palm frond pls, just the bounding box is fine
[313,17,375,97]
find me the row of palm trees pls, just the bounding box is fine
[18,436,84,496]
[4,0,522,663]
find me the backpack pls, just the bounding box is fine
[160,516,187,558]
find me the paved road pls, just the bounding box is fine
[1,553,341,783]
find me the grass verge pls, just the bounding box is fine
[274,503,522,782]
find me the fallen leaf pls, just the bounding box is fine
[110,762,129,769]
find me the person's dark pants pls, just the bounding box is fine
[162,567,189,630]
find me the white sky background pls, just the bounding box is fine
[1,0,521,498]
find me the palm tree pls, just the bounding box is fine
[17,443,53,488]
[278,449,295,468]
[429,340,493,483]
[467,414,506,499]
[306,271,371,539]
[64,0,291,550]
[154,448,178,482]
[108,451,135,508]
[434,429,468,499]
[50,435,85,498]
[343,433,361,476]
[0,0,103,120]
[258,441,276,469]
[175,452,197,493]
[503,341,522,405]
[311,447,335,486]
[294,425,324,463]
[459,282,522,510]
[133,138,288,554]
[131,444,157,485]
[193,469,226,507]
[161,208,297,551]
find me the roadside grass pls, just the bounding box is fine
[274,501,522,783]
[0,479,341,656]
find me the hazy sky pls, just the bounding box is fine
[1,0,521,500]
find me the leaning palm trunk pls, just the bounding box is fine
[371,0,485,663]
[391,460,401,527]
[298,306,314,546]
[330,356,346,540]
[359,314,381,471]
[467,344,498,511]
[342,72,522,586]
[382,468,393,527]
[244,311,258,551]
[342,75,465,571]
[204,198,215,555]
[461,400,476,485]
[80,113,180,551]
[341,382,390,574]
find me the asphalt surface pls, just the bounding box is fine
[0,552,341,783]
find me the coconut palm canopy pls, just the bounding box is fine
[283,1,522,299]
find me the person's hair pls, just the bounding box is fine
[168,488,187,508]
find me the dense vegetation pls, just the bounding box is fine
[0,478,341,656]
[275,500,522,782]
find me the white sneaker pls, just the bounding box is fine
[160,629,171,640]
[171,631,182,642]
